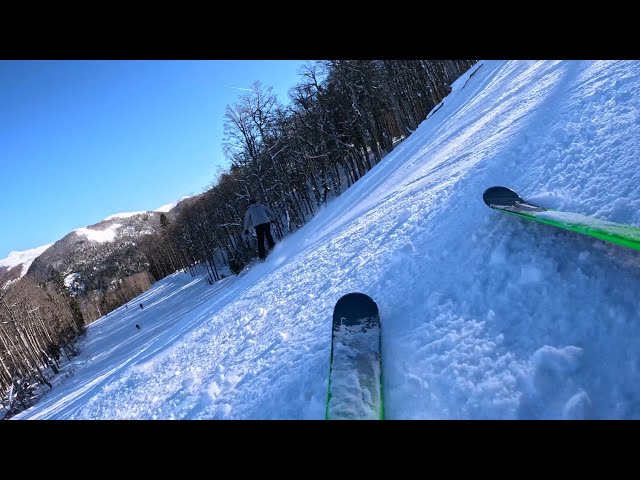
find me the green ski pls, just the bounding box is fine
[326,292,383,420]
[483,186,640,251]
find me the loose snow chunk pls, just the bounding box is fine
[223,374,242,387]
[562,391,592,419]
[518,264,542,284]
[207,382,221,399]
[531,345,583,374]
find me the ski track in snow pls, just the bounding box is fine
[16,60,640,420]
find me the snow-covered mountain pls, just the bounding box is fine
[2,197,195,299]
[15,60,640,420]
[28,212,160,284]
[0,244,53,290]
[29,198,195,283]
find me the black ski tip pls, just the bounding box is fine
[333,292,378,324]
[483,186,524,208]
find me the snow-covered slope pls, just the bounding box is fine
[16,60,640,420]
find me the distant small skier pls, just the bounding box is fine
[139,303,144,310]
[135,324,141,330]
[244,198,276,260]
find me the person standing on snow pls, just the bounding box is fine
[244,198,276,260]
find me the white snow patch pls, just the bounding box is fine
[0,244,53,277]
[103,212,147,221]
[75,224,123,243]
[64,273,79,289]
[156,196,191,213]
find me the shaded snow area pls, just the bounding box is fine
[0,243,53,277]
[74,224,122,243]
[16,60,640,419]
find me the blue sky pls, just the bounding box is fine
[0,60,308,258]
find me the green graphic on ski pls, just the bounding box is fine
[483,186,640,251]
[326,292,383,420]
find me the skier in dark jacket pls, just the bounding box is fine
[244,198,276,260]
